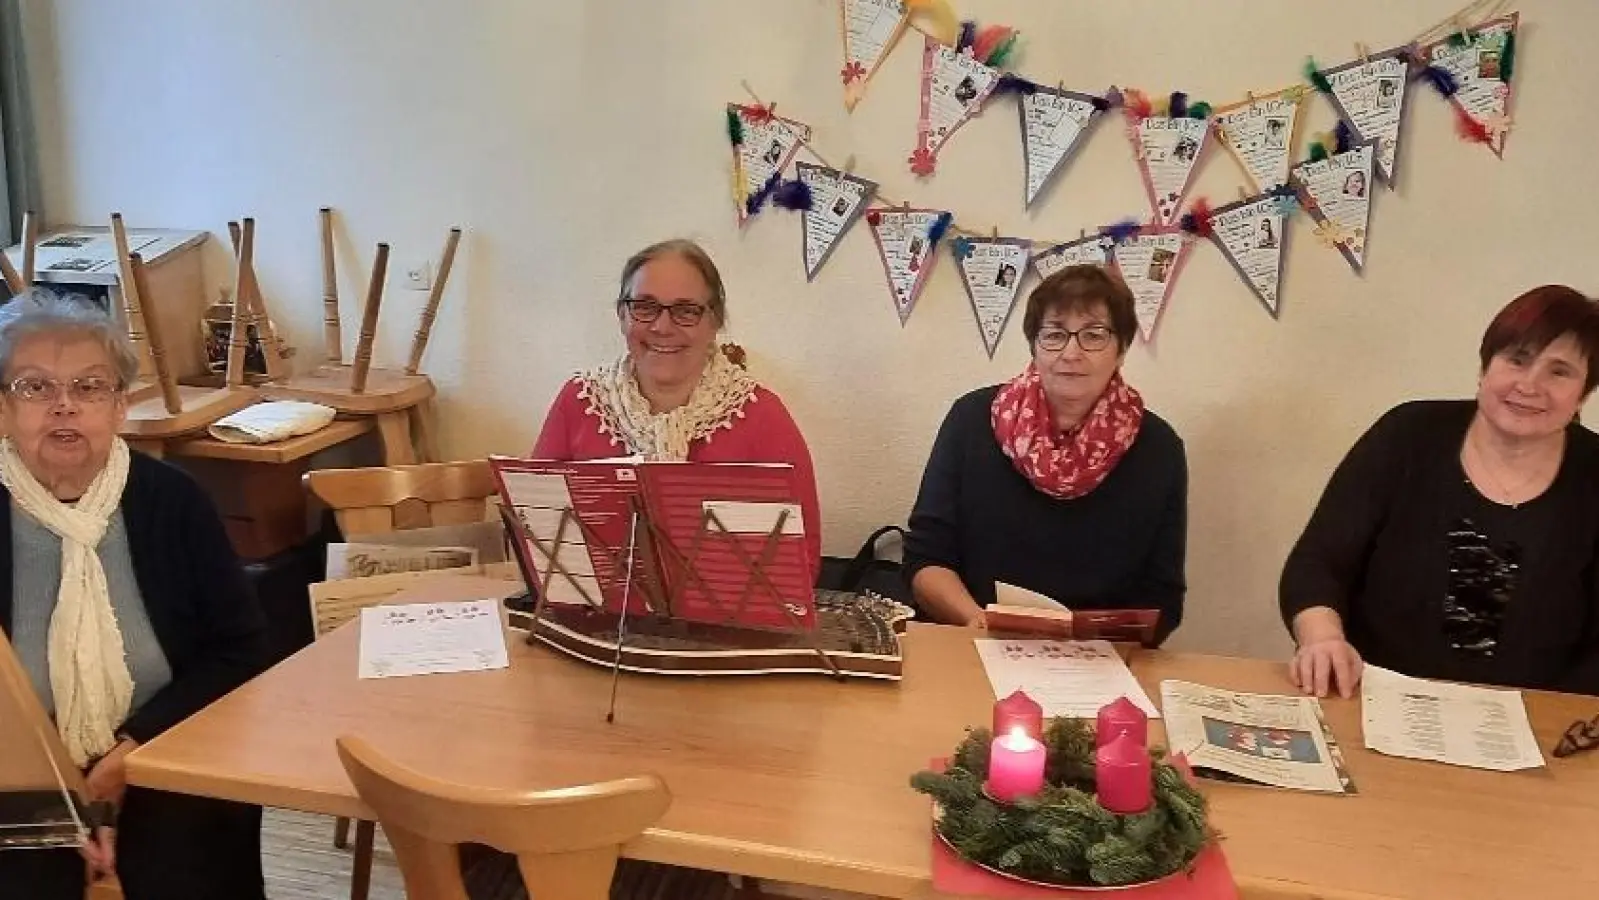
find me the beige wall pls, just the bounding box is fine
[23,0,1598,659]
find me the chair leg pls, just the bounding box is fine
[350,820,376,900]
[333,815,351,849]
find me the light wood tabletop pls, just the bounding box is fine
[125,576,1599,900]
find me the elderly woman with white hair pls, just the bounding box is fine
[0,291,269,900]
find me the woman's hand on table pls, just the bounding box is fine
[1290,637,1364,699]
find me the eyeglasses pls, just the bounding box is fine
[4,375,122,405]
[623,297,709,327]
[1036,325,1115,353]
[1553,713,1599,759]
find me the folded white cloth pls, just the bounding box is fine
[208,400,338,444]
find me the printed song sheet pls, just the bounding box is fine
[1162,680,1352,793]
[1361,665,1544,772]
[358,599,510,680]
[974,639,1159,719]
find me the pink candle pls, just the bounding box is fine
[1095,731,1153,815]
[986,727,1046,803]
[1096,696,1148,748]
[992,689,1044,742]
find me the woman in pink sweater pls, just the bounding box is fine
[531,239,821,572]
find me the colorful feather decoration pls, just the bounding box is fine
[1333,120,1354,154]
[972,25,1015,66]
[1304,58,1333,94]
[1454,106,1493,144]
[1448,30,1472,49]
[744,172,782,216]
[1187,101,1212,120]
[1307,140,1330,162]
[904,0,959,46]
[986,32,1020,69]
[1499,31,1515,83]
[1123,88,1153,120]
[1091,94,1113,112]
[993,73,1038,95]
[771,178,813,211]
[957,20,977,53]
[1168,91,1188,119]
[951,236,975,260]
[1179,198,1215,238]
[926,212,954,249]
[1421,65,1460,98]
[726,108,744,146]
[1099,218,1143,245]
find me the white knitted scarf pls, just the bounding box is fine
[576,346,759,461]
[0,436,133,766]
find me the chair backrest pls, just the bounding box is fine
[304,460,498,536]
[335,735,671,900]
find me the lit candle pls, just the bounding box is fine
[986,727,1046,803]
[1095,731,1153,815]
[1095,696,1148,748]
[992,689,1044,742]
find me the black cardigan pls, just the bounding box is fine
[1280,400,1599,695]
[905,385,1188,643]
[0,452,270,744]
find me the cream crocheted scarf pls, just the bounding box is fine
[576,346,759,461]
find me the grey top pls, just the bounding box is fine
[10,500,173,720]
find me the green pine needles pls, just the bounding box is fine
[911,719,1210,887]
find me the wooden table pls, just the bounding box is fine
[125,582,1599,899]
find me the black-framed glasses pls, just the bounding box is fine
[1036,325,1114,353]
[1554,713,1599,758]
[623,297,709,327]
[4,375,121,405]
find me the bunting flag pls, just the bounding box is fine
[1291,140,1377,273]
[840,0,911,111]
[1212,87,1308,192]
[910,35,1002,175]
[728,104,812,225]
[1109,225,1192,343]
[1127,112,1212,226]
[866,206,949,324]
[954,236,1032,357]
[1031,233,1111,282]
[797,162,879,281]
[1423,12,1518,157]
[1018,87,1106,208]
[1316,49,1413,188]
[1208,192,1293,318]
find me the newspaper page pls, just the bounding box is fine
[1361,665,1544,772]
[1161,680,1352,793]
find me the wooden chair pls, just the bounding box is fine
[335,734,670,900]
[302,460,500,900]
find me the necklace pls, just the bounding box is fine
[1463,433,1557,509]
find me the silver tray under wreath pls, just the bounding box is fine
[504,589,914,679]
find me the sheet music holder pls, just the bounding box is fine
[0,628,102,851]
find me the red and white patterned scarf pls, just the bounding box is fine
[990,364,1145,499]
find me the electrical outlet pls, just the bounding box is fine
[402,259,433,291]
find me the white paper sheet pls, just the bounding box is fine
[994,581,1068,612]
[1360,665,1545,772]
[357,599,509,680]
[974,639,1160,720]
[1032,235,1110,282]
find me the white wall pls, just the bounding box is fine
[24,0,1599,659]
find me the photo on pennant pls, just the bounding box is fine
[1316,49,1412,187]
[1291,139,1377,274]
[840,0,910,110]
[912,36,1002,175]
[1109,226,1191,343]
[956,237,1032,358]
[797,161,879,281]
[729,104,813,225]
[1208,192,1292,318]
[1212,88,1308,193]
[1423,12,1518,158]
[1018,87,1106,208]
[1130,114,1212,225]
[1031,235,1110,283]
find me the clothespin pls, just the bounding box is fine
[842,154,856,173]
[990,225,1000,240]
[900,200,911,213]
[1238,185,1249,203]
[1246,90,1256,108]
[1357,42,1371,63]
[1078,228,1087,239]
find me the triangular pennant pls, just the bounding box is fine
[1031,233,1111,282]
[1019,87,1106,208]
[866,207,947,325]
[1212,87,1309,192]
[1423,12,1518,158]
[1317,49,1413,187]
[797,162,879,281]
[729,104,812,226]
[955,237,1032,358]
[1128,112,1212,226]
[911,36,1001,175]
[1291,140,1377,273]
[1208,193,1292,318]
[1109,226,1192,343]
[840,0,910,111]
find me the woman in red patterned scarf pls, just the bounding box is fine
[904,265,1188,644]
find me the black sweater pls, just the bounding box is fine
[904,385,1188,643]
[0,452,270,744]
[1280,400,1599,695]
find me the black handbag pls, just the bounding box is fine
[816,525,914,608]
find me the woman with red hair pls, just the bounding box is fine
[1281,285,1599,699]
